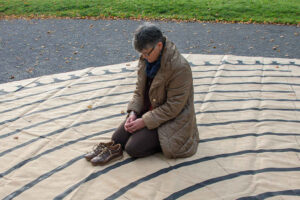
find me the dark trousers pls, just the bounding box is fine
[112,119,161,158]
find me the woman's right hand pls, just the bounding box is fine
[124,112,137,132]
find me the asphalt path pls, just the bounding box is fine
[0,19,299,84]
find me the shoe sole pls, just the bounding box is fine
[91,154,123,166]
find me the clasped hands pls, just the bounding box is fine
[124,112,145,133]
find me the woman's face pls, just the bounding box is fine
[141,42,163,63]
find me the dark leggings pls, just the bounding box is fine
[111,119,161,158]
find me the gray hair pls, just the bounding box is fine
[133,23,164,52]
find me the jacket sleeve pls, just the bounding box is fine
[142,63,192,129]
[127,63,145,115]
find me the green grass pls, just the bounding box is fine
[0,0,299,24]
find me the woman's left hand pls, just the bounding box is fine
[126,118,145,133]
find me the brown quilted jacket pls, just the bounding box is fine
[127,38,199,158]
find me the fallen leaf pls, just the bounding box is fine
[9,75,15,79]
[26,67,34,73]
[277,49,280,52]
[87,105,92,109]
[89,24,94,28]
[276,66,279,68]
[13,136,19,140]
[126,63,130,66]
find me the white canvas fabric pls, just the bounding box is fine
[0,54,300,200]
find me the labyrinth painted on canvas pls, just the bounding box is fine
[0,54,300,200]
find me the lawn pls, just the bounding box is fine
[0,0,299,24]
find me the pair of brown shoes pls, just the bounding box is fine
[85,141,123,166]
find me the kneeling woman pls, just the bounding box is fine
[85,23,199,165]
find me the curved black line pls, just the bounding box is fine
[1,104,299,157]
[104,149,300,200]
[195,90,293,94]
[1,73,298,115]
[237,189,300,200]
[1,85,295,122]
[0,68,136,96]
[53,158,135,200]
[72,75,135,87]
[164,168,300,200]
[195,107,300,114]
[0,101,128,139]
[0,128,116,179]
[200,132,300,143]
[194,81,300,87]
[0,76,136,104]
[194,98,300,104]
[0,90,130,129]
[193,69,291,72]
[189,60,300,67]
[0,113,123,157]
[0,90,131,124]
[3,155,85,200]
[1,59,298,97]
[2,97,300,139]
[194,75,300,80]
[197,119,300,127]
[6,127,300,200]
[0,68,291,104]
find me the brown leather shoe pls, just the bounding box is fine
[90,144,123,166]
[85,141,114,161]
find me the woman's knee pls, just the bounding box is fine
[124,143,142,158]
[125,140,160,158]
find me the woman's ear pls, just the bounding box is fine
[158,41,163,51]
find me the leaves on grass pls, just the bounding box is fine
[272,45,279,50]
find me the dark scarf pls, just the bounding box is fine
[145,55,162,78]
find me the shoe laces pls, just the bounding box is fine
[95,147,109,157]
[92,143,104,153]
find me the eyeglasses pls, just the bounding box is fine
[141,45,156,57]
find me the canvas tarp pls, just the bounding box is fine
[0,54,300,200]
